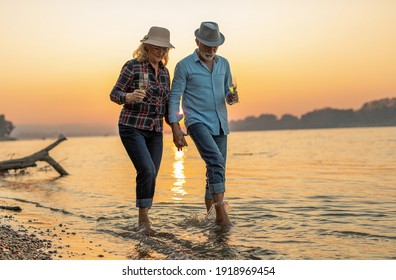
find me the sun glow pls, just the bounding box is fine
[1,0,395,130]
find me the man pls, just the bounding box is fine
[168,22,238,227]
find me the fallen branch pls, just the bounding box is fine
[0,134,68,176]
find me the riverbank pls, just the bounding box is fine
[0,198,129,260]
[0,223,52,260]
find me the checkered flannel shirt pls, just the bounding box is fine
[110,59,171,132]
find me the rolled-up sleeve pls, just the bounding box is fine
[110,62,134,105]
[168,62,186,123]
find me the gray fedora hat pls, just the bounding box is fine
[194,22,225,47]
[141,26,175,48]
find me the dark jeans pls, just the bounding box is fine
[188,123,227,200]
[119,124,163,208]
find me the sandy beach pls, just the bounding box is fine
[0,223,52,260]
[0,198,128,260]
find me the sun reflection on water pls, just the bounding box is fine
[171,149,187,201]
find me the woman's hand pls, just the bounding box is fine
[171,123,188,151]
[125,90,146,103]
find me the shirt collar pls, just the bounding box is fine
[143,60,165,69]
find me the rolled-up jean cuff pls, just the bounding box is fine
[136,198,153,208]
[209,182,225,196]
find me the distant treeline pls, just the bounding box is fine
[0,115,14,140]
[2,97,396,139]
[230,97,396,131]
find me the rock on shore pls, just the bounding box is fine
[0,224,52,260]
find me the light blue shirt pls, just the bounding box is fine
[168,50,232,135]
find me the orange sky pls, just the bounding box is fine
[1,0,395,127]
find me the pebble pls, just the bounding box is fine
[0,225,52,260]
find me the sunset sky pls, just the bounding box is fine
[1,0,395,128]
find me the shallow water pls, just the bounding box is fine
[1,127,395,259]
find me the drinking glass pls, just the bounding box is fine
[139,72,148,90]
[138,72,148,102]
[228,76,238,105]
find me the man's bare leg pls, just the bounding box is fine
[205,198,214,212]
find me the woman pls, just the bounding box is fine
[110,26,174,232]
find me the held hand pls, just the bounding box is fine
[125,90,146,103]
[171,124,188,151]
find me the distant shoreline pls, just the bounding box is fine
[230,97,396,132]
[2,124,395,141]
[3,97,395,140]
[230,123,396,132]
[0,136,16,141]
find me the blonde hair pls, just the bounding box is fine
[133,43,169,66]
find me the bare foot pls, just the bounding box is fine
[137,222,152,234]
[214,203,233,228]
[138,207,152,234]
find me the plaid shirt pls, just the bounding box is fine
[110,59,171,132]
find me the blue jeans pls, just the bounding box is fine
[119,124,163,208]
[188,123,227,200]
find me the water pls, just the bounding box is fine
[1,127,395,259]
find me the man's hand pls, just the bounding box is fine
[227,91,239,104]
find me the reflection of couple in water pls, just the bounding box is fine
[110,22,239,233]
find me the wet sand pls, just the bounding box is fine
[0,198,128,260]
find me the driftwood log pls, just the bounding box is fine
[0,134,68,176]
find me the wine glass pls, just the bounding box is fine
[228,76,238,105]
[138,72,148,102]
[139,72,148,90]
